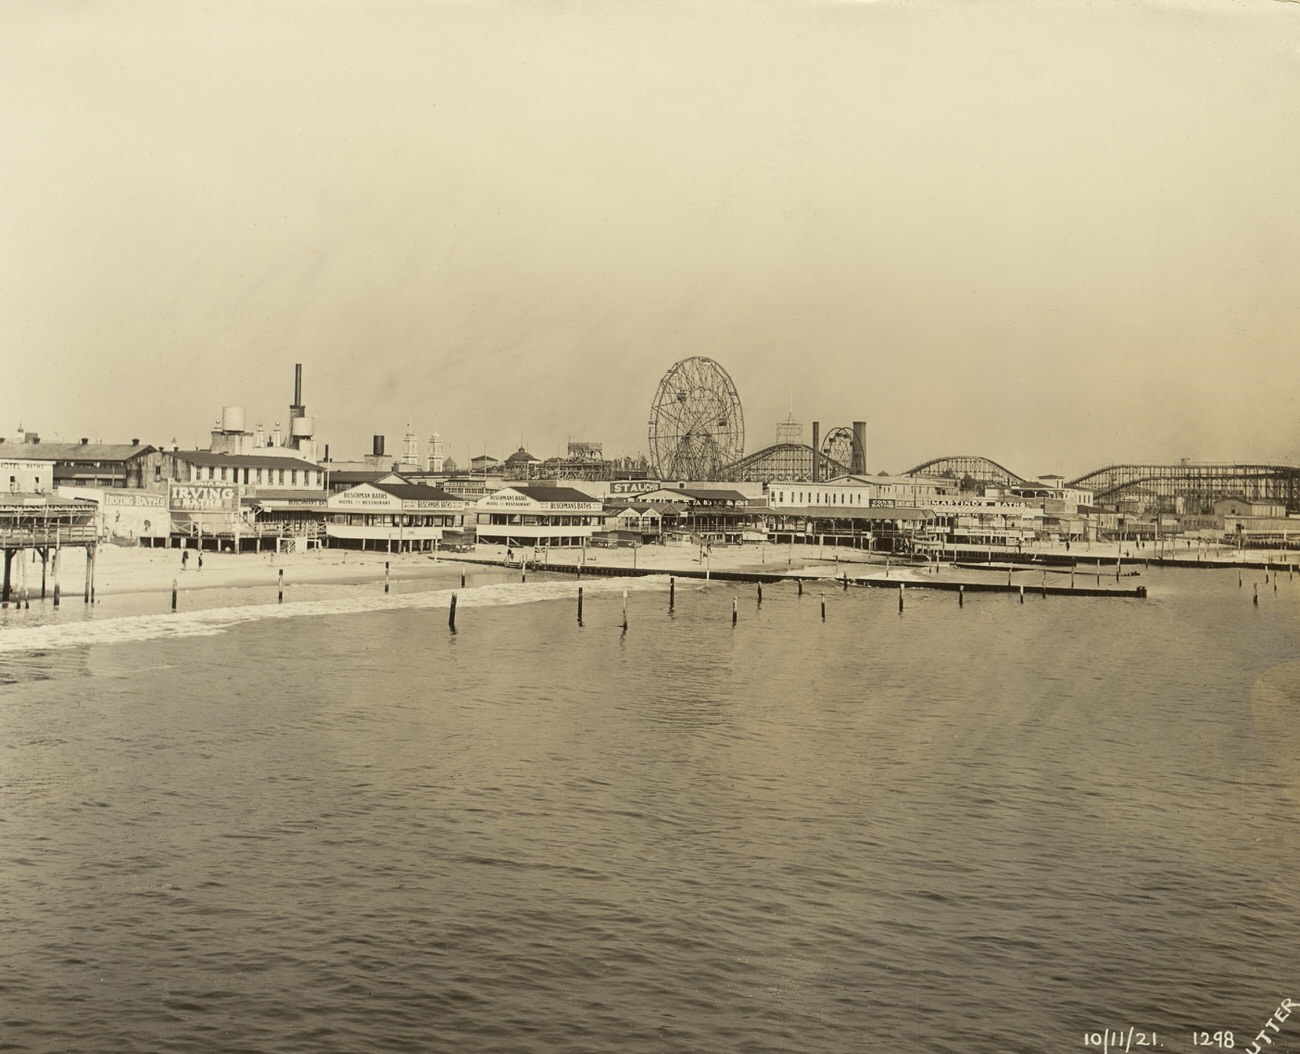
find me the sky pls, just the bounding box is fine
[3,0,1299,480]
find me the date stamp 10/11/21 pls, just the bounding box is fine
[1082,998,1296,1054]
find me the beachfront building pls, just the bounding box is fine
[632,486,765,544]
[1214,497,1300,549]
[16,439,161,491]
[3,450,56,494]
[920,497,1044,555]
[326,482,466,552]
[160,450,327,551]
[0,493,100,606]
[764,474,950,551]
[601,502,666,545]
[475,485,603,549]
[2,440,169,544]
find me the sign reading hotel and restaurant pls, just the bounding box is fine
[478,489,601,512]
[330,485,462,512]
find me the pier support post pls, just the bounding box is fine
[669,577,675,612]
[449,592,458,633]
[958,584,964,607]
[577,586,584,627]
[732,598,737,626]
[172,578,178,611]
[820,593,826,621]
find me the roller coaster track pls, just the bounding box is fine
[726,443,852,483]
[1064,463,1300,514]
[905,455,1031,487]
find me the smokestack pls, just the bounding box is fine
[811,421,820,483]
[373,435,385,457]
[851,421,867,475]
[290,363,305,422]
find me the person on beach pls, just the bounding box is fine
[197,552,203,571]
[181,550,189,571]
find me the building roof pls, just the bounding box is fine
[0,441,155,462]
[327,470,398,485]
[374,482,462,502]
[508,485,599,503]
[170,450,319,470]
[0,493,97,509]
[504,447,541,465]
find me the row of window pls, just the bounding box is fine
[190,465,320,487]
[331,513,462,527]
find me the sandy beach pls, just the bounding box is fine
[11,533,1285,607]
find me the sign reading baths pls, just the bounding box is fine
[333,487,461,511]
[169,482,239,511]
[479,491,602,512]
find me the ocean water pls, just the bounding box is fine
[1,564,1298,1053]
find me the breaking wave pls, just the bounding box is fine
[0,574,672,655]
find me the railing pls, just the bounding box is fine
[0,525,99,547]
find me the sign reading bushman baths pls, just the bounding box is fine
[480,493,600,512]
[331,485,462,511]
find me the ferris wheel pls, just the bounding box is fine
[647,357,745,480]
[820,426,859,474]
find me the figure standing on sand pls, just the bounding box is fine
[181,550,189,571]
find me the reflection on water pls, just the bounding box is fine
[1,566,1298,1053]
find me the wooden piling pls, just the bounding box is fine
[757,583,762,605]
[669,577,675,611]
[172,578,178,611]
[622,590,628,633]
[278,568,284,604]
[732,598,738,626]
[958,584,964,607]
[449,592,458,632]
[385,561,390,593]
[820,593,826,621]
[898,583,904,613]
[577,586,584,626]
